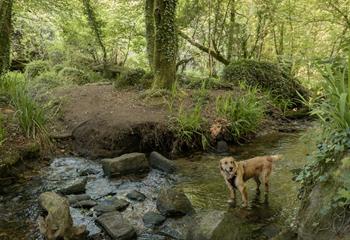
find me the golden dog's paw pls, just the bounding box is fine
[227,199,235,204]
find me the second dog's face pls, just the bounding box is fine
[220,157,237,178]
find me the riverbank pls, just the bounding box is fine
[50,84,309,159]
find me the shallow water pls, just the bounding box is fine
[0,126,316,240]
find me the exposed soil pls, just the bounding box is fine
[50,84,303,159]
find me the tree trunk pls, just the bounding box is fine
[82,0,107,69]
[0,0,13,75]
[153,0,178,89]
[145,0,155,71]
[226,0,235,61]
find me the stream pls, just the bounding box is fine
[0,125,316,240]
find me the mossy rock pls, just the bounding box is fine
[115,68,146,88]
[25,60,51,79]
[222,60,308,105]
[0,150,21,177]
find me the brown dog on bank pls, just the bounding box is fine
[219,155,282,207]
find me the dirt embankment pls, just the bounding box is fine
[51,84,306,159]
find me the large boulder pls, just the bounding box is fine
[37,192,87,240]
[102,153,149,177]
[156,187,194,217]
[96,212,136,240]
[149,151,176,173]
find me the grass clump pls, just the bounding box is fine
[215,86,265,140]
[171,105,208,150]
[0,72,48,139]
[222,59,308,106]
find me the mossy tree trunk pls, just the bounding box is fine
[226,0,235,61]
[145,0,155,71]
[0,0,13,75]
[153,0,178,89]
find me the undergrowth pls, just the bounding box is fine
[297,55,350,213]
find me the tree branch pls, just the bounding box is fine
[178,30,230,65]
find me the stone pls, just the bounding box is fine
[216,140,229,153]
[159,225,184,240]
[126,190,146,202]
[38,192,87,240]
[149,151,176,173]
[96,212,136,240]
[58,177,88,195]
[71,200,97,209]
[67,194,91,205]
[101,153,149,177]
[186,211,226,240]
[156,187,194,217]
[94,198,130,215]
[143,211,166,227]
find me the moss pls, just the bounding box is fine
[222,60,308,105]
[0,150,21,176]
[25,60,51,79]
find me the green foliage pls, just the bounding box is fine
[308,63,350,132]
[114,68,146,88]
[0,72,48,139]
[333,157,350,207]
[25,60,51,79]
[215,87,265,140]
[222,60,308,106]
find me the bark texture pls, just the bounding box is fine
[0,0,13,75]
[145,0,155,71]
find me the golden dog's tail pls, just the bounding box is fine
[268,154,283,161]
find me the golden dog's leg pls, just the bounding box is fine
[254,176,261,192]
[262,173,270,194]
[238,185,248,207]
[225,180,236,202]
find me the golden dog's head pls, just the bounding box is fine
[219,156,238,178]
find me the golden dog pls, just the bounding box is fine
[219,155,282,207]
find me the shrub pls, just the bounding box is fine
[115,68,146,88]
[58,67,89,85]
[33,71,62,89]
[25,60,51,79]
[215,87,265,140]
[222,60,308,105]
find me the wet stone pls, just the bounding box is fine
[96,212,136,240]
[67,194,91,205]
[156,187,194,217]
[126,190,146,202]
[71,200,97,209]
[79,168,100,176]
[94,198,130,215]
[101,153,149,177]
[216,140,229,153]
[143,211,166,227]
[58,177,88,195]
[158,225,184,240]
[149,151,176,173]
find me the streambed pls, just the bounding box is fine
[0,125,316,240]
